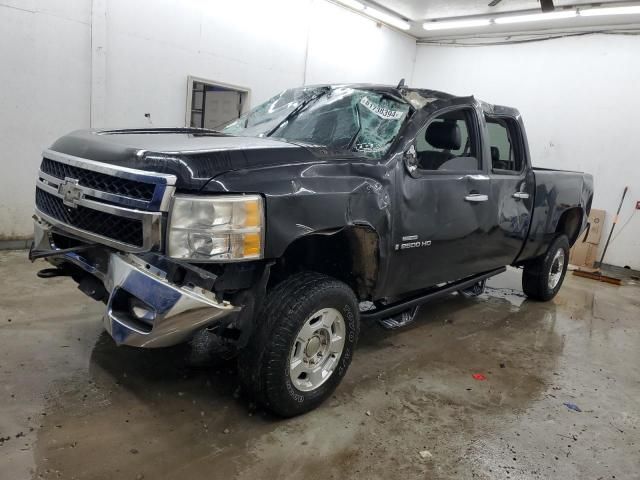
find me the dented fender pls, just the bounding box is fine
[202,159,394,294]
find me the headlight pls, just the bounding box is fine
[168,195,263,261]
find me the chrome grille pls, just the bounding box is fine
[41,158,156,201]
[36,189,144,247]
[35,149,176,252]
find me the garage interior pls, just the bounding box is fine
[1,1,639,479]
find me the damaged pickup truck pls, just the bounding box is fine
[30,84,593,416]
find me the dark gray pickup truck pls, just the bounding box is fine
[30,84,593,416]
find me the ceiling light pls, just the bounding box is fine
[423,18,492,30]
[335,0,365,11]
[365,6,411,30]
[495,10,576,24]
[580,5,640,17]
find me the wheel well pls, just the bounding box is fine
[272,226,379,300]
[556,207,583,246]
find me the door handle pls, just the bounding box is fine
[512,192,530,200]
[465,194,489,202]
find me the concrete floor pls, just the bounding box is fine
[1,250,639,480]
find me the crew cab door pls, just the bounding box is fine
[387,104,499,296]
[484,113,534,267]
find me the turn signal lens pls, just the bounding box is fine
[244,200,261,228]
[242,232,262,257]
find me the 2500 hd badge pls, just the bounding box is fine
[396,235,432,250]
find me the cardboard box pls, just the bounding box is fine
[569,209,605,268]
[570,240,599,268]
[584,209,605,245]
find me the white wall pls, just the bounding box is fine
[0,0,91,242]
[305,1,416,85]
[0,0,416,240]
[103,0,311,127]
[102,0,416,126]
[413,35,640,269]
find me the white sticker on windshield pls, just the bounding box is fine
[360,97,404,120]
[355,143,385,152]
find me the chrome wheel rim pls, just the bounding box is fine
[289,308,345,392]
[548,248,566,290]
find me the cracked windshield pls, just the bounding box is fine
[222,86,410,158]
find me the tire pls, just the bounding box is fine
[238,272,360,417]
[522,234,570,301]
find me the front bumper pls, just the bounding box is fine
[32,216,239,348]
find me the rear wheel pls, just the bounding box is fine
[522,235,570,301]
[238,272,359,417]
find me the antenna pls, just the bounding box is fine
[396,78,406,89]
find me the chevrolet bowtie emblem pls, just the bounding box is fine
[58,177,83,208]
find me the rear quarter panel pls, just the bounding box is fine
[516,169,593,262]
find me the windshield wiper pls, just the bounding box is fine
[266,87,331,137]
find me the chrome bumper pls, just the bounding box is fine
[33,216,238,348]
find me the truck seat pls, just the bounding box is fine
[437,156,478,171]
[418,121,460,170]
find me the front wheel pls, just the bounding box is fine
[238,272,359,417]
[522,234,570,301]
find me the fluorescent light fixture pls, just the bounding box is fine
[580,5,640,17]
[423,18,491,30]
[335,0,365,11]
[495,10,577,24]
[365,6,411,30]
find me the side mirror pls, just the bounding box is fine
[404,145,418,173]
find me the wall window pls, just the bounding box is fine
[186,77,250,130]
[486,116,523,172]
[415,109,480,171]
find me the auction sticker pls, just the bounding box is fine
[360,97,404,120]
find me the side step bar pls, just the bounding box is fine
[361,267,506,321]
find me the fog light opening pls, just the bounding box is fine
[129,297,156,323]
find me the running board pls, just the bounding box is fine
[361,267,506,322]
[378,306,419,330]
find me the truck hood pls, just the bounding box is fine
[49,128,320,190]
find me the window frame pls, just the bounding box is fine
[485,114,526,176]
[410,105,484,177]
[184,76,251,129]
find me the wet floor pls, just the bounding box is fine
[1,249,639,479]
